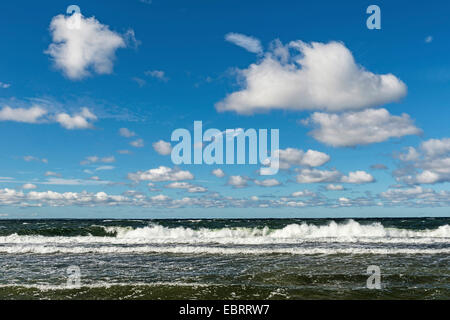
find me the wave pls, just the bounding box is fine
[0,220,449,246]
[0,244,448,255]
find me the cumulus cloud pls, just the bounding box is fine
[254,178,281,187]
[326,184,344,191]
[128,166,194,182]
[165,182,207,193]
[21,184,37,190]
[225,32,263,54]
[216,40,407,114]
[395,137,450,184]
[291,190,316,197]
[56,107,97,129]
[296,168,374,184]
[46,13,128,79]
[0,81,11,89]
[119,128,136,138]
[130,139,144,148]
[303,108,421,147]
[341,170,375,184]
[80,156,115,165]
[23,156,48,163]
[227,175,248,188]
[153,140,172,155]
[0,105,47,123]
[278,148,330,169]
[211,168,225,178]
[144,70,168,82]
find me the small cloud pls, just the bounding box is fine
[119,128,136,138]
[425,36,433,43]
[225,33,263,54]
[144,70,168,82]
[212,168,225,178]
[370,164,388,170]
[153,140,172,155]
[45,171,61,177]
[22,183,37,190]
[23,156,48,163]
[56,107,97,130]
[130,138,144,148]
[0,82,11,89]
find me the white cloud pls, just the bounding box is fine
[395,137,450,184]
[211,168,225,178]
[304,108,421,147]
[45,171,61,177]
[0,106,47,123]
[153,140,172,155]
[165,182,207,193]
[254,178,281,187]
[128,166,194,182]
[291,190,316,197]
[23,156,48,163]
[325,184,344,191]
[225,33,263,54]
[119,128,136,138]
[425,36,433,43]
[296,168,374,184]
[95,165,115,171]
[278,148,330,169]
[296,169,341,184]
[216,40,407,114]
[80,155,115,165]
[341,171,375,184]
[144,70,168,81]
[130,139,144,148]
[56,107,97,129]
[227,175,248,188]
[46,13,127,79]
[0,82,11,89]
[22,183,37,190]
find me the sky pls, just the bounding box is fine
[0,0,449,219]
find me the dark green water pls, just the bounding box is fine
[0,218,449,299]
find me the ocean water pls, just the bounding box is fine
[0,218,448,300]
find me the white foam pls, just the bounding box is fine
[0,220,449,246]
[0,244,448,255]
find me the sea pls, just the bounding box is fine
[0,218,448,299]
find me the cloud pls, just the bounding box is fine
[95,165,115,171]
[296,169,341,184]
[303,108,421,147]
[325,184,344,191]
[46,13,126,79]
[211,168,225,178]
[295,168,374,184]
[21,183,37,190]
[425,36,433,43]
[341,170,375,184]
[130,139,144,148]
[370,164,388,170]
[254,178,281,187]
[0,82,11,89]
[56,107,97,129]
[278,148,330,169]
[119,128,136,138]
[395,137,450,184]
[23,156,48,163]
[225,33,263,54]
[128,166,194,182]
[216,40,407,114]
[165,182,207,193]
[145,70,168,82]
[80,156,115,165]
[153,140,172,155]
[45,171,61,177]
[291,190,316,197]
[0,106,47,123]
[227,175,248,188]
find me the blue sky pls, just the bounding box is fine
[0,0,449,218]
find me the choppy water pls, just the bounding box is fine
[0,218,449,299]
